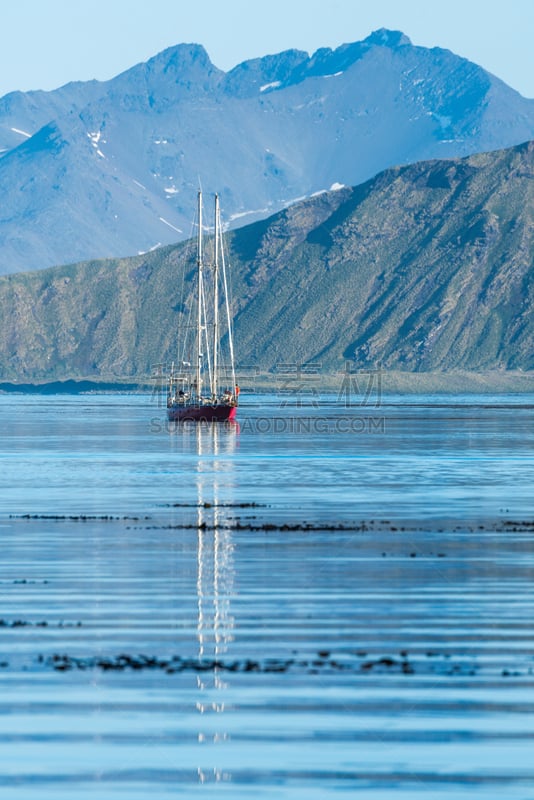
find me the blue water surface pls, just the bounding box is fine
[0,392,533,798]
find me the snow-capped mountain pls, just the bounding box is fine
[1,28,534,274]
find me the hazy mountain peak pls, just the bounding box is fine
[364,28,412,48]
[287,29,414,84]
[97,41,223,112]
[223,49,309,95]
[144,42,218,77]
[1,31,534,274]
[226,29,415,93]
[110,42,222,100]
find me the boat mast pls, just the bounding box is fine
[196,190,203,398]
[221,233,236,393]
[212,194,220,399]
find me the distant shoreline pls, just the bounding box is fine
[0,379,145,395]
[1,370,533,395]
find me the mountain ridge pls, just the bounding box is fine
[1,29,534,274]
[0,140,531,380]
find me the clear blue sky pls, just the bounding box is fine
[0,0,533,98]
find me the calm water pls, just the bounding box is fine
[1,392,534,798]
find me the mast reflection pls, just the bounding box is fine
[176,421,237,783]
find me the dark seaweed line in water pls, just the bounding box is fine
[165,502,267,508]
[0,619,82,629]
[1,651,530,678]
[137,519,534,533]
[7,515,534,533]
[13,514,150,521]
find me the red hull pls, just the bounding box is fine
[167,403,237,422]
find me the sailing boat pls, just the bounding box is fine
[167,191,239,422]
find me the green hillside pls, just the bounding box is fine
[0,141,532,382]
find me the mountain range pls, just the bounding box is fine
[1,28,534,275]
[0,140,532,380]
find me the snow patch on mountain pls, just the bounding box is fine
[260,81,281,93]
[88,130,106,158]
[159,217,182,233]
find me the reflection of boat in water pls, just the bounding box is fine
[167,191,239,422]
[193,424,235,761]
[169,420,238,782]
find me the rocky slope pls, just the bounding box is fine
[0,141,532,379]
